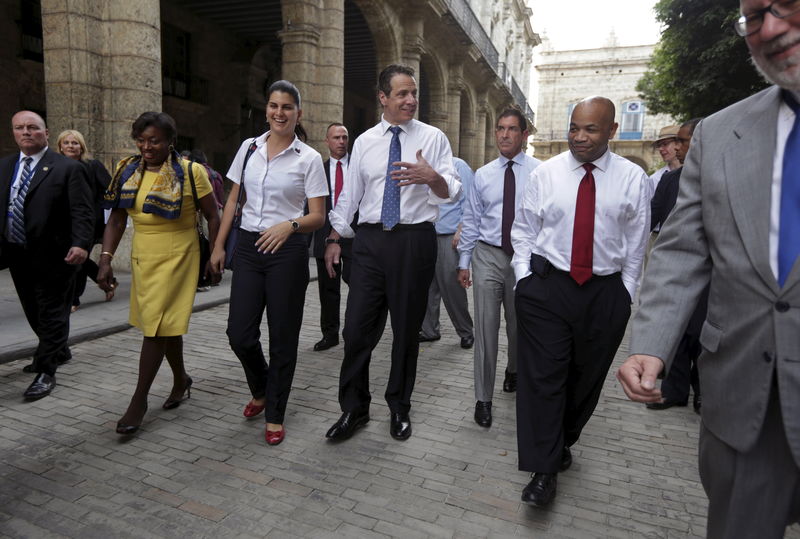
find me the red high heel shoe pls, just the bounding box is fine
[243,401,265,418]
[265,426,285,446]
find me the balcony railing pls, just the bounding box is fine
[442,0,533,123]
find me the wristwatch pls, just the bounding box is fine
[289,219,300,232]
[325,237,340,245]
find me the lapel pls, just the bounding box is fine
[0,155,16,214]
[24,148,57,201]
[323,159,332,213]
[723,86,781,293]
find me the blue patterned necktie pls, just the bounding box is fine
[9,157,34,244]
[381,126,402,230]
[779,92,800,286]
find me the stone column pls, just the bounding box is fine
[280,0,323,152]
[401,14,424,76]
[41,0,162,270]
[42,0,162,168]
[445,63,464,155]
[316,0,345,142]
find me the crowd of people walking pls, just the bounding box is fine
[3,4,800,532]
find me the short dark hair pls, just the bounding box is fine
[378,64,415,97]
[131,111,178,144]
[266,79,308,142]
[682,117,703,135]
[497,108,528,132]
[189,149,208,164]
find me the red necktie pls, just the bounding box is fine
[501,161,515,256]
[570,163,596,285]
[334,160,343,206]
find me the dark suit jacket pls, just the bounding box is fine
[311,157,353,259]
[0,148,94,263]
[84,159,112,242]
[650,167,682,231]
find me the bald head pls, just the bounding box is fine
[12,110,49,156]
[568,96,618,163]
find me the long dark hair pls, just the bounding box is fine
[267,80,307,142]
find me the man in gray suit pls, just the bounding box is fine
[617,2,800,536]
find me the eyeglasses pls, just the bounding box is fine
[734,0,800,37]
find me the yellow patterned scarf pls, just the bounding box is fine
[102,149,185,219]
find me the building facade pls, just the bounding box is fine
[534,38,676,172]
[2,0,539,174]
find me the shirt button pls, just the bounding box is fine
[775,301,790,312]
[763,352,773,363]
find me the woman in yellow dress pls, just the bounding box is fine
[98,111,221,435]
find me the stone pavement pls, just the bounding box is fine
[1,275,799,538]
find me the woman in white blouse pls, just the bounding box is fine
[211,80,327,446]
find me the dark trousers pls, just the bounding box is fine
[339,224,436,415]
[315,257,341,340]
[5,242,75,376]
[661,286,708,403]
[515,256,631,473]
[73,256,100,307]
[226,231,309,424]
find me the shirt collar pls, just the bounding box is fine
[567,147,611,173]
[330,154,348,165]
[498,151,525,168]
[380,115,412,135]
[258,131,302,157]
[18,146,48,163]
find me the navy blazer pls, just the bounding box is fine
[0,148,94,263]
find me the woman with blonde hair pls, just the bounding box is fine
[56,129,114,310]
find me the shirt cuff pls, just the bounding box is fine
[514,263,532,283]
[622,278,636,303]
[458,252,472,269]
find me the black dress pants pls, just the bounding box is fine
[661,286,708,403]
[226,231,309,424]
[515,257,631,473]
[315,257,341,340]
[339,224,436,415]
[6,243,75,376]
[73,256,100,307]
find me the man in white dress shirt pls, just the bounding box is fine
[512,96,650,506]
[324,64,461,442]
[457,108,541,429]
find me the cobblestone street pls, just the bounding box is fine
[1,285,798,538]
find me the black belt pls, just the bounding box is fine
[530,254,620,281]
[359,222,434,232]
[478,240,503,249]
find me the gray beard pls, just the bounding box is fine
[750,52,800,91]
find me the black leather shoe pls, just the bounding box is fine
[559,446,572,471]
[693,394,702,414]
[460,335,474,349]
[418,333,441,343]
[646,399,688,410]
[23,373,55,400]
[521,473,557,507]
[503,371,517,393]
[474,401,492,428]
[314,336,339,352]
[390,412,412,440]
[326,410,369,441]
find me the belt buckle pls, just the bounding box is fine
[382,224,394,232]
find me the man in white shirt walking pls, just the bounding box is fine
[457,109,541,428]
[324,64,461,442]
[511,96,650,506]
